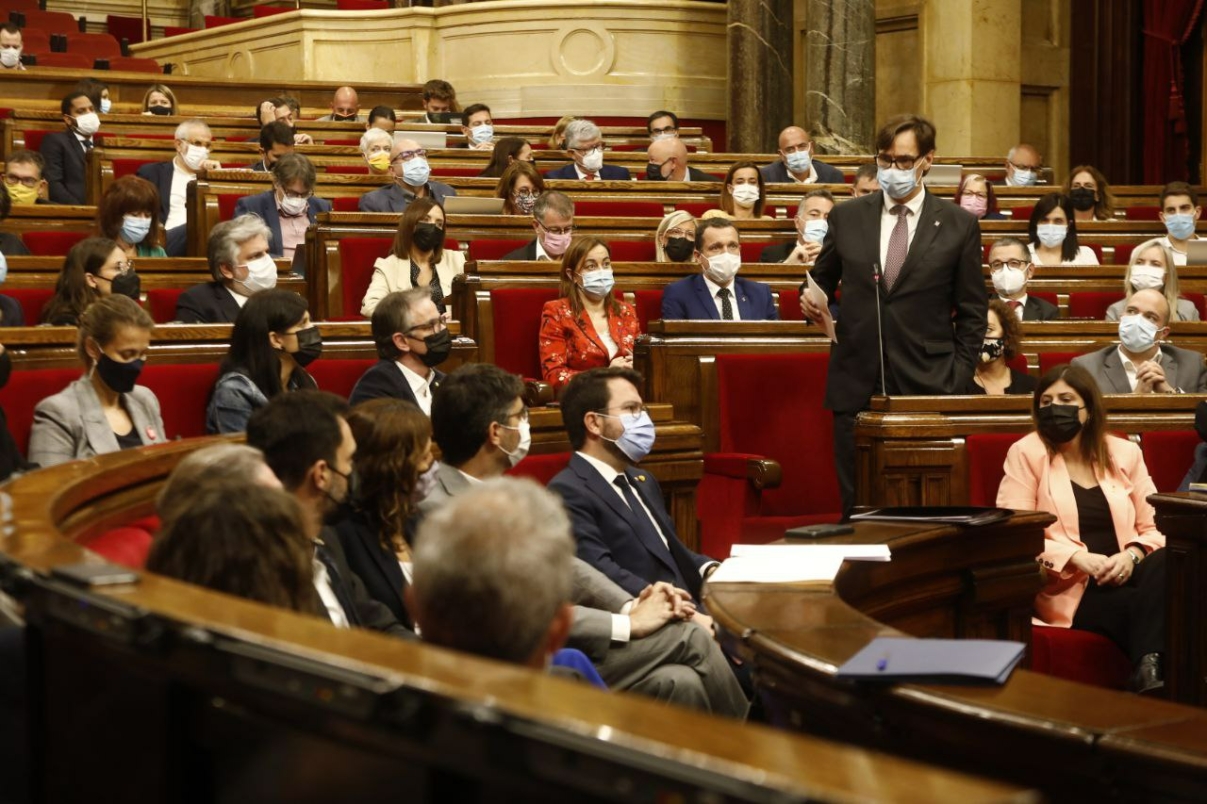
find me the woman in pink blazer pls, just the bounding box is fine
[997,363,1166,693]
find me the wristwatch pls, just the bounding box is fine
[1127,547,1143,566]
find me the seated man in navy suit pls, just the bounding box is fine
[358,137,456,213]
[349,288,451,411]
[661,218,778,321]
[548,367,719,605]
[233,153,331,264]
[544,119,631,182]
[175,214,276,323]
[502,190,575,261]
[40,91,99,205]
[759,126,844,185]
[137,118,221,257]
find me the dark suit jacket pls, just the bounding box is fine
[760,241,795,263]
[233,191,332,258]
[175,281,242,324]
[135,160,175,221]
[548,453,712,600]
[358,181,456,213]
[808,190,986,412]
[0,295,25,327]
[40,130,89,205]
[1022,295,1059,321]
[760,159,844,184]
[502,239,540,261]
[683,166,720,182]
[246,159,269,172]
[1071,344,1207,394]
[1179,442,1207,492]
[661,274,778,321]
[331,509,413,630]
[316,525,413,638]
[0,233,30,256]
[544,163,632,181]
[348,359,445,408]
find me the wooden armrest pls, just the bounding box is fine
[704,453,782,490]
[523,379,554,407]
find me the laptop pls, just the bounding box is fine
[396,130,447,150]
[924,164,964,186]
[1184,239,1207,265]
[425,112,463,126]
[443,197,506,215]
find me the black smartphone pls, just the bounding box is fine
[785,523,856,540]
[52,563,139,588]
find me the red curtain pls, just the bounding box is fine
[1142,0,1205,183]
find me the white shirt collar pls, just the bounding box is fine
[701,273,735,299]
[882,185,927,216]
[225,285,249,307]
[396,360,434,397]
[1117,344,1162,374]
[458,468,483,485]
[577,450,623,485]
[790,163,818,184]
[573,162,598,180]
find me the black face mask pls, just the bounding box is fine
[96,354,144,394]
[664,237,694,262]
[414,328,452,368]
[148,106,173,116]
[1037,403,1084,444]
[332,113,358,122]
[291,325,323,367]
[1195,400,1207,442]
[646,162,667,181]
[980,338,1005,364]
[1069,188,1096,211]
[108,271,141,300]
[413,222,445,252]
[0,348,11,390]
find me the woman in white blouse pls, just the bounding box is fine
[1027,192,1100,266]
[360,198,466,318]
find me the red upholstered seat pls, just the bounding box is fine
[144,288,184,323]
[674,202,712,217]
[1125,205,1161,221]
[19,129,52,153]
[1037,351,1082,375]
[217,194,241,222]
[1006,354,1029,374]
[308,358,377,400]
[16,9,79,36]
[15,26,48,54]
[1067,291,1117,319]
[431,167,480,178]
[162,26,197,37]
[1114,243,1136,265]
[574,201,665,218]
[505,452,569,485]
[105,14,146,46]
[337,237,393,320]
[1030,625,1131,689]
[739,242,765,264]
[140,363,221,439]
[489,287,559,378]
[778,288,802,321]
[86,517,159,568]
[253,4,293,17]
[105,57,161,74]
[965,432,1024,507]
[31,52,91,69]
[337,0,390,8]
[1008,205,1033,221]
[630,289,662,331]
[606,241,655,261]
[1030,290,1059,308]
[468,239,527,261]
[4,288,54,325]
[22,230,87,256]
[204,15,241,27]
[0,367,79,455]
[3,0,43,12]
[331,196,361,212]
[1140,430,1199,493]
[62,32,121,60]
[112,157,156,180]
[698,353,840,556]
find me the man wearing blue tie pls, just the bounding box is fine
[660,218,778,321]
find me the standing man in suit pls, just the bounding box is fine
[646,137,717,182]
[988,236,1059,321]
[40,92,100,205]
[661,218,777,321]
[549,367,719,603]
[175,214,275,323]
[544,119,632,181]
[502,190,575,261]
[358,137,456,213]
[1072,288,1207,394]
[801,114,986,517]
[233,154,331,263]
[760,126,844,185]
[136,118,220,257]
[349,288,451,411]
[761,189,835,264]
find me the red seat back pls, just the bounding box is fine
[112,157,156,180]
[739,242,765,264]
[777,288,803,321]
[309,358,377,400]
[253,5,294,17]
[489,287,558,377]
[506,451,569,485]
[217,194,241,221]
[63,32,121,59]
[1125,205,1161,221]
[331,196,361,212]
[1067,291,1118,319]
[162,26,198,37]
[606,241,655,262]
[673,202,712,217]
[16,26,48,54]
[22,231,87,256]
[106,57,162,74]
[0,367,79,455]
[1008,205,1034,221]
[1030,290,1059,308]
[336,0,390,8]
[1140,430,1199,493]
[1114,243,1136,265]
[21,128,52,152]
[430,167,481,178]
[144,288,184,323]
[4,288,55,325]
[965,433,1024,507]
[574,201,665,218]
[105,14,146,45]
[337,237,393,320]
[140,363,221,439]
[1037,351,1082,376]
[715,353,839,517]
[468,239,527,261]
[18,9,78,35]
[204,15,241,27]
[630,289,662,331]
[1180,292,1205,320]
[31,52,91,69]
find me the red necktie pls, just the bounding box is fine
[1007,300,1022,312]
[882,205,910,291]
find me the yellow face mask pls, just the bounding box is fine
[6,182,39,205]
[367,152,391,172]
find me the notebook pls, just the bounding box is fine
[837,637,1026,684]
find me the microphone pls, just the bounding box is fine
[871,263,887,397]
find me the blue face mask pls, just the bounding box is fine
[876,163,921,200]
[469,124,494,145]
[1036,223,1067,249]
[785,149,812,175]
[100,98,112,115]
[801,219,829,243]
[1118,314,1160,353]
[601,410,656,463]
[1165,213,1197,241]
[120,214,152,245]
[1010,167,1037,186]
[400,156,431,187]
[579,268,614,298]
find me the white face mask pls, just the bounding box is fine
[181,143,209,171]
[500,418,531,467]
[731,184,760,208]
[703,252,741,285]
[99,98,112,114]
[74,112,100,137]
[580,147,604,173]
[991,266,1028,296]
[0,48,20,69]
[1129,264,1166,291]
[233,254,277,296]
[279,193,309,217]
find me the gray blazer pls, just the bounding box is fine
[28,377,167,468]
[1105,297,1200,323]
[1071,344,1207,394]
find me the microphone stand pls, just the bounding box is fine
[871,263,887,397]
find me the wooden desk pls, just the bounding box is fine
[707,515,1207,801]
[1147,492,1207,706]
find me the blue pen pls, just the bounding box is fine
[876,654,890,672]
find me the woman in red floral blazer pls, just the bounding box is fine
[539,236,640,391]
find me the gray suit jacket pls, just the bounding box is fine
[1071,344,1207,394]
[28,377,167,468]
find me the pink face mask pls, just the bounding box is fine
[960,195,988,218]
[542,230,572,256]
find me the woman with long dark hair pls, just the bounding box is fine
[1027,193,1099,265]
[41,237,141,326]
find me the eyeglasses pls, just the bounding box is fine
[665,227,694,239]
[405,314,448,335]
[1009,160,1041,172]
[392,149,427,163]
[3,173,39,188]
[595,403,649,417]
[988,259,1029,271]
[506,407,530,424]
[537,220,574,236]
[875,153,921,171]
[279,188,312,201]
[649,125,677,136]
[961,191,989,200]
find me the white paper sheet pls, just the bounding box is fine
[707,554,845,584]
[805,272,837,343]
[728,544,892,562]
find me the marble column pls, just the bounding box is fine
[803,0,875,154]
[727,0,793,152]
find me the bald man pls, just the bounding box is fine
[1003,143,1042,186]
[760,126,843,184]
[646,138,718,183]
[358,137,457,212]
[318,86,364,122]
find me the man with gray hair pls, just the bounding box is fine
[234,153,332,262]
[409,477,577,667]
[175,213,275,323]
[137,118,221,256]
[545,118,631,181]
[503,190,576,260]
[358,136,457,212]
[359,127,394,176]
[1002,143,1042,187]
[349,288,450,410]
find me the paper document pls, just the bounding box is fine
[836,637,1026,685]
[729,544,891,562]
[805,272,837,343]
[706,554,844,584]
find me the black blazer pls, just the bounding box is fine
[316,525,414,638]
[683,166,721,182]
[760,158,844,184]
[135,160,175,221]
[547,453,712,601]
[1023,295,1059,321]
[175,281,242,324]
[544,163,632,181]
[502,239,539,261]
[760,241,794,263]
[808,190,986,412]
[331,509,413,630]
[348,360,445,408]
[40,130,89,205]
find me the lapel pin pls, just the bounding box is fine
[934,220,941,227]
[637,474,646,482]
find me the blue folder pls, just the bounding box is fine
[836,637,1026,684]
